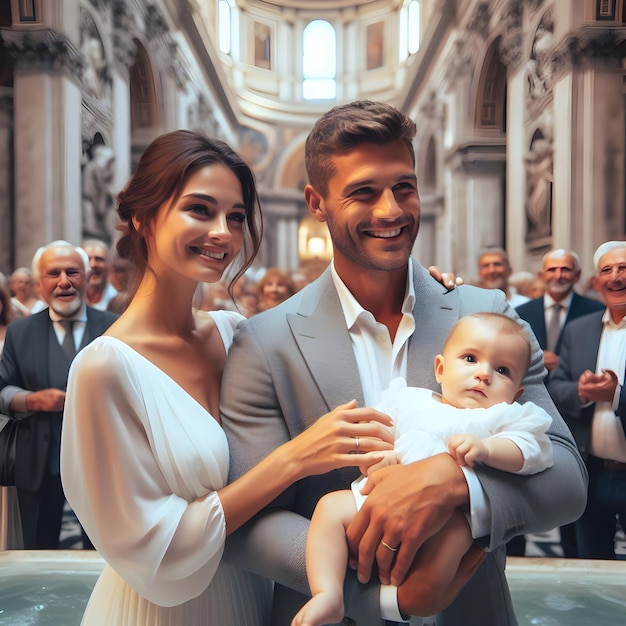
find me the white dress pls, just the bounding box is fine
[352,378,554,508]
[61,311,272,625]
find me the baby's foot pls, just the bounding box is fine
[291,591,345,626]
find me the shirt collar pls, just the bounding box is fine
[602,308,626,330]
[48,304,87,324]
[330,260,415,329]
[544,291,573,311]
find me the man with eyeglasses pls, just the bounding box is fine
[0,241,117,549]
[548,240,626,559]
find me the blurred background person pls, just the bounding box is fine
[548,241,626,560]
[255,266,296,311]
[82,239,119,311]
[10,267,45,318]
[515,248,604,558]
[106,247,135,315]
[476,247,530,307]
[0,240,117,549]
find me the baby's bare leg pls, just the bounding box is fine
[291,490,357,626]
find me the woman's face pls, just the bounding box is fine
[147,164,247,285]
[262,277,291,308]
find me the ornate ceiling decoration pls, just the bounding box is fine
[237,0,394,12]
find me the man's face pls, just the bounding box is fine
[10,272,33,301]
[595,247,626,320]
[540,253,580,300]
[478,253,510,290]
[306,140,421,278]
[83,243,109,289]
[37,248,87,318]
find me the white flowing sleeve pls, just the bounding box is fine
[487,401,554,475]
[61,340,227,607]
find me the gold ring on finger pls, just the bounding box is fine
[381,540,399,552]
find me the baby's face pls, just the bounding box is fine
[435,318,527,409]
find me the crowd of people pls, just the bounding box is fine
[0,98,620,626]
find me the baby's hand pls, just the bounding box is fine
[360,450,398,476]
[447,433,487,468]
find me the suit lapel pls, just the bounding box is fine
[407,261,460,388]
[287,269,364,410]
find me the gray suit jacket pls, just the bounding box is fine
[221,261,587,626]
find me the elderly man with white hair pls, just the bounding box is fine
[548,240,626,559]
[0,241,117,549]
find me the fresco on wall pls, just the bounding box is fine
[239,127,270,171]
[254,22,271,70]
[366,21,384,70]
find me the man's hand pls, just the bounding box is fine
[346,453,469,586]
[578,369,618,404]
[428,266,464,291]
[25,389,66,412]
[543,349,559,372]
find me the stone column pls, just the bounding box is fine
[3,28,83,266]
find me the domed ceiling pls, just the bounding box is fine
[240,1,390,10]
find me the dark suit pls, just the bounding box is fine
[0,307,117,548]
[222,261,587,625]
[515,293,605,354]
[515,293,604,557]
[547,310,626,558]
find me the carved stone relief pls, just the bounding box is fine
[526,9,554,101]
[524,111,554,248]
[81,140,117,244]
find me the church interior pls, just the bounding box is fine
[0,0,625,285]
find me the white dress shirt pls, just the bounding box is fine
[590,310,626,462]
[49,305,88,350]
[543,291,573,329]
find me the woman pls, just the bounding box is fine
[256,266,296,310]
[60,131,392,625]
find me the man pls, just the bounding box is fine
[548,241,626,560]
[0,241,117,549]
[9,267,45,317]
[515,248,604,558]
[517,249,605,374]
[221,101,586,625]
[81,239,118,310]
[477,247,530,307]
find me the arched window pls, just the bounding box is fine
[408,0,420,55]
[218,0,232,55]
[399,0,420,61]
[302,20,336,100]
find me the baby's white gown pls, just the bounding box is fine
[61,311,272,625]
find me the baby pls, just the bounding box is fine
[292,312,554,626]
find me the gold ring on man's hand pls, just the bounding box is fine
[381,540,399,552]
